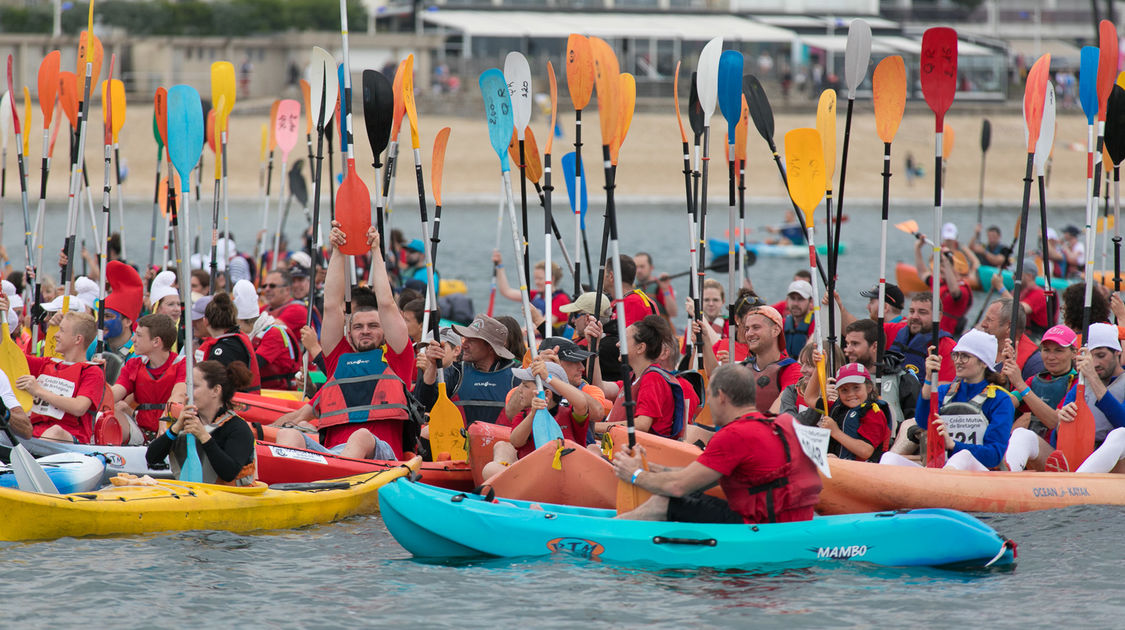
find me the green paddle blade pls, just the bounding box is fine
[166,85,204,192]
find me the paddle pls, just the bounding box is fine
[256,100,280,270]
[379,59,408,244]
[504,52,534,298]
[717,49,742,367]
[5,59,32,304]
[735,95,749,292]
[1037,83,1058,323]
[919,26,957,468]
[742,74,827,285]
[567,33,595,295]
[336,6,368,323]
[976,119,992,230]
[672,62,704,369]
[211,61,236,283]
[816,88,838,372]
[96,56,118,354]
[1093,20,1118,209]
[1008,55,1051,348]
[0,294,32,411]
[30,51,59,317]
[270,99,301,268]
[150,88,166,271]
[480,68,563,450]
[167,84,205,482]
[362,67,392,261]
[835,19,871,308]
[301,77,315,186]
[1079,45,1100,343]
[872,55,906,393]
[542,61,559,334]
[785,128,829,412]
[0,90,7,248]
[431,126,451,265]
[401,55,439,339]
[206,94,225,292]
[11,444,58,494]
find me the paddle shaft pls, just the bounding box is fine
[1083,123,1097,339]
[726,149,736,365]
[926,119,946,469]
[1038,174,1057,326]
[603,144,637,447]
[518,140,531,300]
[1008,152,1036,343]
[875,141,891,386]
[543,151,554,334]
[573,108,584,296]
[302,91,330,398]
[149,147,161,270]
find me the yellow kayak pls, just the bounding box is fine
[0,458,419,542]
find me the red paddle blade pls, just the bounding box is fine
[926,393,946,468]
[1098,20,1119,122]
[1022,54,1051,152]
[1057,382,1096,467]
[920,27,958,129]
[336,163,372,256]
[206,107,217,153]
[154,87,169,150]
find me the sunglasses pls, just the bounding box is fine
[261,283,288,289]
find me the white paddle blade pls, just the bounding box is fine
[504,51,533,139]
[1035,81,1056,176]
[308,46,339,131]
[11,444,59,494]
[0,91,9,147]
[696,36,723,125]
[845,19,873,99]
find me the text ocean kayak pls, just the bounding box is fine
[0,458,419,542]
[378,478,1016,570]
[256,442,472,491]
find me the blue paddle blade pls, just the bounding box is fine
[531,393,564,448]
[1080,46,1100,124]
[166,85,204,193]
[717,50,744,141]
[561,151,588,230]
[180,435,204,482]
[479,68,514,172]
[337,62,349,154]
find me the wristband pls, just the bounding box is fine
[165,428,177,441]
[630,468,643,485]
[1020,387,1032,399]
[922,379,931,386]
[495,263,504,269]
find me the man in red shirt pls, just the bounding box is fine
[703,305,799,414]
[611,363,821,524]
[261,268,309,333]
[17,312,106,443]
[604,254,656,328]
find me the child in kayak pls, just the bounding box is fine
[803,363,890,462]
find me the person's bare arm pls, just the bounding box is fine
[320,221,349,357]
[368,228,409,354]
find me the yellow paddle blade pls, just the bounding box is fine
[403,55,420,150]
[300,78,312,135]
[610,72,636,165]
[213,94,226,178]
[108,78,125,142]
[0,321,32,410]
[873,55,906,144]
[566,34,595,111]
[268,100,280,151]
[259,123,268,162]
[589,36,620,149]
[783,127,826,225]
[428,383,467,460]
[815,357,828,415]
[816,89,837,183]
[210,60,236,133]
[734,94,749,163]
[545,60,558,155]
[943,122,955,160]
[21,86,30,155]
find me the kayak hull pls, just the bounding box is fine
[895,262,928,293]
[977,265,1074,291]
[481,439,617,509]
[0,458,419,542]
[817,458,1125,514]
[0,453,106,493]
[255,442,472,491]
[18,437,173,482]
[378,479,1015,570]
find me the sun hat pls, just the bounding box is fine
[835,362,873,387]
[512,360,569,395]
[1040,324,1078,349]
[451,314,515,359]
[951,328,999,370]
[1087,322,1121,352]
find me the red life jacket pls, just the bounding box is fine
[740,412,822,523]
[130,354,186,433]
[251,323,300,389]
[196,332,262,392]
[742,356,797,413]
[316,346,411,458]
[30,360,107,444]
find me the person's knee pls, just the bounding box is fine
[945,450,987,471]
[492,441,517,464]
[275,428,304,448]
[1105,427,1125,447]
[41,425,73,442]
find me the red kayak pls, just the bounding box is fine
[255,442,473,491]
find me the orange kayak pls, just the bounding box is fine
[895,262,928,294]
[817,458,1125,514]
[480,439,617,509]
[467,421,513,486]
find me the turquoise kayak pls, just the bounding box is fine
[977,265,1073,291]
[378,479,1016,570]
[707,238,843,260]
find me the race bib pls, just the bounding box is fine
[942,413,989,445]
[30,374,76,420]
[793,423,832,478]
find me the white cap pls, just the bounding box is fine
[232,279,261,320]
[1,280,14,297]
[74,276,99,312]
[6,294,21,331]
[1087,322,1121,352]
[952,328,998,370]
[1046,227,1059,241]
[941,222,958,241]
[786,280,814,300]
[41,294,88,313]
[289,251,312,269]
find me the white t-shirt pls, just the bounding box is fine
[0,367,23,410]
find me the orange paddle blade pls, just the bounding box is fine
[589,37,620,148]
[158,176,181,219]
[428,382,468,460]
[544,60,558,155]
[402,55,420,149]
[391,58,408,141]
[37,50,61,129]
[507,127,542,183]
[432,126,451,207]
[1058,382,1097,467]
[1098,20,1119,121]
[300,78,313,135]
[673,60,687,144]
[566,34,595,111]
[943,122,955,159]
[735,94,749,163]
[268,100,280,151]
[76,32,103,90]
[154,87,169,150]
[206,107,217,154]
[873,56,906,144]
[610,72,636,166]
[1022,54,1051,152]
[60,71,78,130]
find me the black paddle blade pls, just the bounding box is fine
[688,72,704,140]
[742,74,774,144]
[325,119,334,151]
[980,118,992,153]
[362,69,394,161]
[1105,85,1125,167]
[289,160,309,207]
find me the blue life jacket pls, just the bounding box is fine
[890,326,952,376]
[451,361,516,425]
[783,313,811,359]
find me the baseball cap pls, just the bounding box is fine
[512,360,569,395]
[191,295,213,321]
[539,336,595,362]
[859,283,905,310]
[1040,324,1077,349]
[1020,258,1038,278]
[786,280,813,300]
[405,239,426,253]
[941,222,958,241]
[835,362,873,387]
[1087,322,1121,352]
[558,292,612,317]
[952,328,999,370]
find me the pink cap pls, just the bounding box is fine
[835,362,873,386]
[1041,324,1077,349]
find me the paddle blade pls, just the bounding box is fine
[919,27,958,127]
[532,399,564,448]
[289,160,309,207]
[1022,54,1051,152]
[11,444,59,494]
[980,118,992,153]
[274,99,301,156]
[336,167,372,256]
[76,31,103,91]
[1036,82,1057,175]
[0,92,8,148]
[37,50,61,127]
[695,36,723,126]
[566,34,595,111]
[545,60,558,155]
[154,87,168,152]
[429,385,468,459]
[432,126,451,207]
[108,78,125,141]
[672,60,687,144]
[561,151,587,221]
[1098,20,1119,121]
[688,72,704,139]
[391,58,408,141]
[942,123,954,160]
[742,74,774,144]
[872,56,906,144]
[180,436,204,482]
[816,89,837,181]
[1057,382,1097,468]
[844,19,873,99]
[210,60,236,127]
[400,55,421,150]
[21,86,29,155]
[60,71,78,130]
[300,78,312,135]
[308,48,339,138]
[895,219,919,235]
[1080,46,1101,124]
[717,49,744,140]
[206,107,217,154]
[513,126,542,183]
[362,68,393,159]
[783,128,826,223]
[166,85,205,190]
[479,68,514,172]
[0,321,32,411]
[1106,84,1125,166]
[504,52,532,138]
[735,95,749,163]
[268,100,280,151]
[610,72,635,165]
[590,36,620,147]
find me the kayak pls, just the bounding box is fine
[0,457,419,542]
[480,439,617,509]
[895,262,929,293]
[378,478,1016,570]
[708,238,843,260]
[233,392,305,427]
[467,421,512,485]
[16,436,173,482]
[256,441,472,491]
[977,265,1073,291]
[817,458,1125,514]
[0,453,106,493]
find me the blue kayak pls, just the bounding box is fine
[378,479,1016,570]
[708,238,844,260]
[0,453,106,493]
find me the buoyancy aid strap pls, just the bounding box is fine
[453,400,506,408]
[742,418,793,523]
[319,402,410,420]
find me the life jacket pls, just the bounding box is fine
[450,361,516,425]
[783,312,812,359]
[630,289,657,315]
[168,409,256,486]
[878,368,914,434]
[1027,369,1076,439]
[1083,371,1125,443]
[891,326,952,376]
[741,356,797,413]
[252,322,299,388]
[606,365,686,439]
[316,345,412,457]
[30,359,107,444]
[131,354,187,433]
[939,379,1008,446]
[739,412,822,524]
[196,331,262,392]
[828,399,890,462]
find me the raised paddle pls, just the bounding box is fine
[30,51,59,313]
[673,62,703,369]
[105,70,126,261]
[5,59,32,303]
[206,94,225,292]
[150,89,166,271]
[1036,83,1058,323]
[211,61,236,281]
[336,9,368,323]
[1008,55,1051,347]
[480,68,563,449]
[735,95,749,292]
[401,55,439,339]
[690,36,722,375]
[816,88,838,372]
[166,83,206,482]
[361,67,391,261]
[542,60,559,334]
[588,35,621,352]
[256,100,281,271]
[567,33,595,295]
[976,119,992,231]
[872,55,906,393]
[835,19,871,301]
[270,100,301,268]
[431,126,451,264]
[379,59,408,243]
[505,52,534,296]
[1079,45,1100,342]
[717,49,742,367]
[919,26,957,469]
[1093,20,1118,209]
[96,57,117,354]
